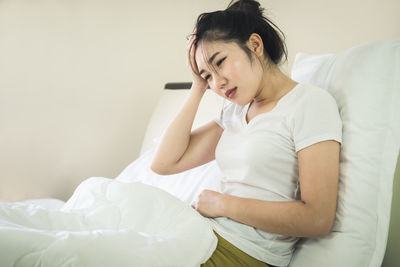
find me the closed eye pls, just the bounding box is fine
[216,57,226,67]
[203,57,226,80]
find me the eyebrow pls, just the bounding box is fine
[199,51,221,76]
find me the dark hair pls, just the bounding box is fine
[189,0,287,74]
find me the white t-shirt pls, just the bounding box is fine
[209,81,343,267]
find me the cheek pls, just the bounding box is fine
[212,88,225,98]
[228,59,255,80]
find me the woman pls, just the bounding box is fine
[151,0,342,266]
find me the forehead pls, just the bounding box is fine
[195,40,241,66]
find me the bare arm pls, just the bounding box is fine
[150,88,223,175]
[151,29,224,175]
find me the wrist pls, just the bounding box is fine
[220,193,233,218]
[190,83,207,95]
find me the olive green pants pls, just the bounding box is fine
[201,232,272,267]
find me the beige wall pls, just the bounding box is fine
[0,0,399,203]
[0,0,224,201]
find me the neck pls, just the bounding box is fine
[253,65,298,106]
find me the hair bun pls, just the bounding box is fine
[226,0,264,17]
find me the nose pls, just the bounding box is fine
[211,73,227,91]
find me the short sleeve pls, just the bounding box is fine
[291,89,343,152]
[214,110,224,129]
[214,101,234,130]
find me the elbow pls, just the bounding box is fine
[304,202,336,238]
[150,155,170,175]
[313,216,335,238]
[150,163,167,175]
[315,225,331,238]
[150,162,176,176]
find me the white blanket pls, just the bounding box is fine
[0,177,217,267]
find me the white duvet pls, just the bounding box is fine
[0,173,218,266]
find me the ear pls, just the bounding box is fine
[246,33,264,57]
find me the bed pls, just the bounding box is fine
[0,38,399,267]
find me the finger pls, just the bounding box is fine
[188,45,200,74]
[187,37,196,53]
[187,40,196,63]
[187,40,195,53]
[189,28,197,41]
[186,35,193,46]
[186,32,196,44]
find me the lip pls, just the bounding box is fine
[225,87,237,98]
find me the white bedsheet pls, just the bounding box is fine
[0,176,217,267]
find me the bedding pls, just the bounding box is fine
[116,147,221,205]
[0,177,217,267]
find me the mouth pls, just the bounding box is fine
[225,87,237,99]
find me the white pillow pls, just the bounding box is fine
[289,38,400,267]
